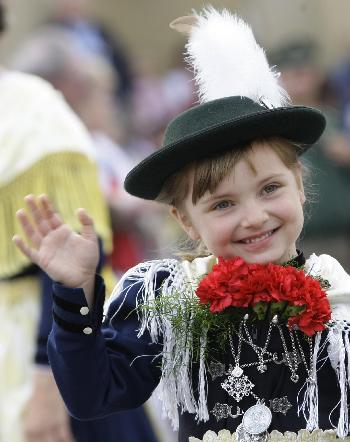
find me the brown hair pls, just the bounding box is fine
[157,137,302,208]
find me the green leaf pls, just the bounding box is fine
[269,301,288,318]
[252,302,268,320]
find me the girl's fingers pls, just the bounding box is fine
[24,195,51,236]
[77,208,96,240]
[39,195,63,230]
[16,209,42,249]
[12,234,39,264]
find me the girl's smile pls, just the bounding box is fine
[172,142,306,265]
[235,227,279,251]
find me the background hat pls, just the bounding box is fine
[124,7,326,200]
[268,39,317,69]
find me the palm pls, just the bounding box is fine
[14,195,99,288]
[37,224,98,287]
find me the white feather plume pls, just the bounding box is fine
[186,7,290,108]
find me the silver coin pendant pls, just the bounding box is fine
[242,403,272,435]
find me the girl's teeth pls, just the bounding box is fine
[242,231,273,244]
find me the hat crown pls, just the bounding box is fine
[163,96,266,147]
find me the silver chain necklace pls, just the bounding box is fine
[217,314,314,442]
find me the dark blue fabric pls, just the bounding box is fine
[38,247,160,441]
[48,272,166,419]
[71,408,158,442]
[35,238,105,364]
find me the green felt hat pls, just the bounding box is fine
[124,96,326,200]
[124,8,326,200]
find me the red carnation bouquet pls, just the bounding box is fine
[195,257,331,336]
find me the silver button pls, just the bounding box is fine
[83,327,93,335]
[80,306,89,316]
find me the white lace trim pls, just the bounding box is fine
[189,428,347,441]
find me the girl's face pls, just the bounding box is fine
[171,144,305,265]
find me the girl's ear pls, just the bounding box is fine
[169,206,201,240]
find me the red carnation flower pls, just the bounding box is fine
[195,256,331,336]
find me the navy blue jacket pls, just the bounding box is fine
[48,268,346,442]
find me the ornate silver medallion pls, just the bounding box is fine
[269,396,292,415]
[242,403,272,435]
[212,403,231,421]
[221,371,254,402]
[211,403,242,421]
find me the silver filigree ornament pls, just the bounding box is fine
[257,363,267,373]
[211,403,243,422]
[209,361,226,380]
[269,396,292,415]
[221,369,255,402]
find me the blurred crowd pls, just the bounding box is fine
[268,39,350,271]
[9,0,350,277]
[2,0,350,441]
[6,0,197,279]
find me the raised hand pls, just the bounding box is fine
[13,195,99,302]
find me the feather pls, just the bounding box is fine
[169,15,198,36]
[185,6,290,107]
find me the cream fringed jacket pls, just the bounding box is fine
[0,70,111,278]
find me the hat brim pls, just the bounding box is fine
[125,102,325,200]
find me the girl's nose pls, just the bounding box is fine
[240,202,269,229]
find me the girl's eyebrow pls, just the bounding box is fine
[198,173,286,205]
[199,193,234,205]
[258,173,285,185]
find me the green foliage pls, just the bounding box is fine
[139,286,305,364]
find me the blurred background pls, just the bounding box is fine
[3,0,350,73]
[1,0,350,274]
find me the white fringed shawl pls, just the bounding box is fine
[105,254,350,434]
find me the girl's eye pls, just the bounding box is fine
[213,200,233,210]
[263,183,280,195]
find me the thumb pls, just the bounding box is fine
[77,208,97,241]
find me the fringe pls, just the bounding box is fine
[105,254,350,434]
[298,322,350,438]
[326,322,350,438]
[197,327,209,422]
[105,258,210,430]
[299,332,321,431]
[0,151,111,278]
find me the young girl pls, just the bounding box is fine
[13,7,350,442]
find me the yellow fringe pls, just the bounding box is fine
[0,151,112,279]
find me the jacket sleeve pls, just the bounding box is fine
[47,271,166,420]
[34,269,54,365]
[34,239,105,366]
